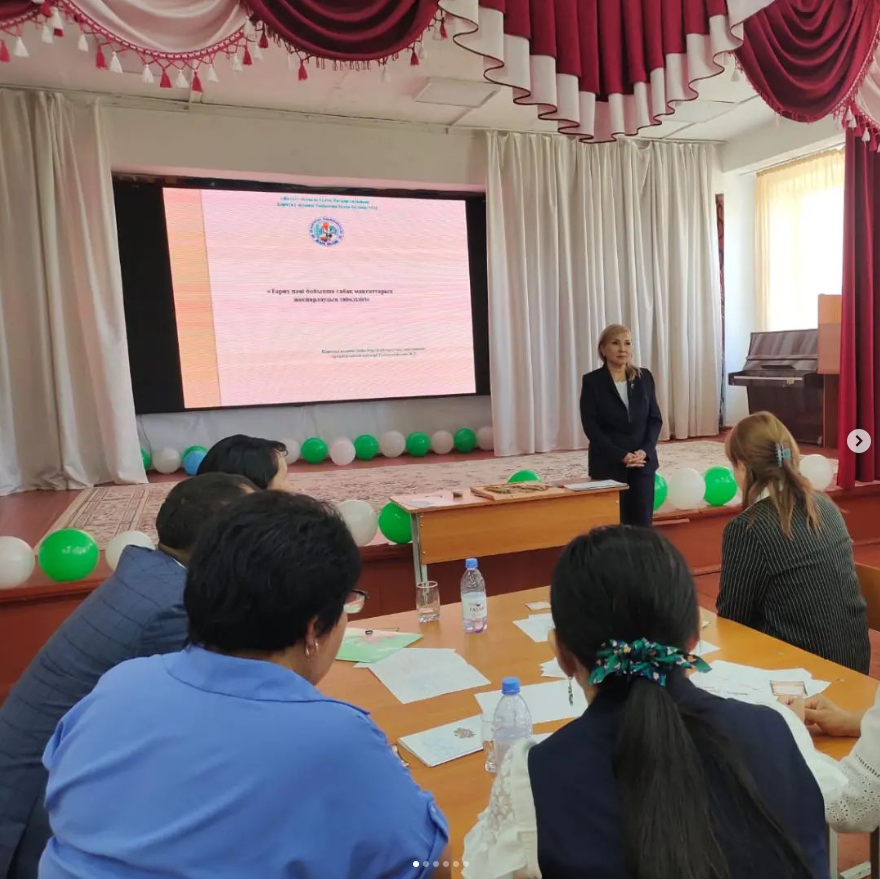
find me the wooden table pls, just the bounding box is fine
[321,586,878,874]
[392,485,624,584]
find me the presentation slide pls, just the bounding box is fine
[163,188,476,409]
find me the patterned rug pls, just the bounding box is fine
[44,442,831,549]
[46,442,719,548]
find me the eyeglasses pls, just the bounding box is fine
[344,589,369,614]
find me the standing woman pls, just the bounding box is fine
[580,324,662,526]
[718,411,869,673]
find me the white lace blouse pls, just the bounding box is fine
[462,701,847,879]
[826,688,880,832]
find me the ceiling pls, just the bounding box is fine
[0,25,777,141]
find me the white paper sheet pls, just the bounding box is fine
[475,680,588,724]
[540,658,566,679]
[398,715,484,767]
[695,640,720,656]
[513,613,555,643]
[693,660,830,705]
[368,648,490,704]
[562,480,627,491]
[526,600,551,611]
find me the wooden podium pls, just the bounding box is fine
[818,294,841,449]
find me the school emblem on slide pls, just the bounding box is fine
[309,217,344,246]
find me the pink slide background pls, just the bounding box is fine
[168,189,476,407]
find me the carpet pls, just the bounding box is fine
[42,442,828,549]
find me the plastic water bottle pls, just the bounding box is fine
[492,677,533,770]
[461,558,488,633]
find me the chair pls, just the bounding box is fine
[856,563,880,632]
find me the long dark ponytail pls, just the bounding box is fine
[551,527,814,879]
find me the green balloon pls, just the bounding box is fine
[39,529,99,582]
[182,445,207,461]
[508,469,542,483]
[378,502,412,544]
[453,428,477,453]
[354,434,379,461]
[141,448,152,470]
[653,473,668,511]
[406,432,431,457]
[704,466,737,507]
[301,437,328,464]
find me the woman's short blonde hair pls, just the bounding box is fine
[597,324,640,381]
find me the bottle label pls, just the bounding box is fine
[462,594,486,620]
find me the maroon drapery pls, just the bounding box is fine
[244,0,439,61]
[838,130,880,487]
[736,0,880,122]
[438,0,768,141]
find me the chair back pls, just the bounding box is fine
[856,563,880,631]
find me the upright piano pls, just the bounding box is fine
[728,329,825,445]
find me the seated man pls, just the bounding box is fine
[198,434,289,490]
[39,492,449,879]
[0,472,255,879]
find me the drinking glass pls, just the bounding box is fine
[415,580,440,623]
[482,714,496,774]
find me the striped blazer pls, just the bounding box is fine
[717,493,870,673]
[0,546,188,878]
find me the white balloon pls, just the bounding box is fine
[153,448,182,474]
[667,468,705,510]
[430,430,454,455]
[800,454,834,491]
[330,438,356,467]
[477,426,494,451]
[282,439,300,465]
[379,430,406,458]
[0,536,35,588]
[337,499,379,546]
[106,531,155,571]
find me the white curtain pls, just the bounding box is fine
[487,132,722,456]
[0,90,143,495]
[755,149,845,332]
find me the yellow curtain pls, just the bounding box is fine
[755,149,845,331]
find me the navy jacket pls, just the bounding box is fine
[529,676,829,879]
[0,547,188,879]
[579,365,662,481]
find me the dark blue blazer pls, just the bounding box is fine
[579,365,662,481]
[0,547,188,878]
[529,676,829,879]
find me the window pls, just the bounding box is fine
[755,149,844,331]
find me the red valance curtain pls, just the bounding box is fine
[735,0,880,122]
[838,130,880,487]
[437,0,777,141]
[244,0,440,61]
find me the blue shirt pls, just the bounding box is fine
[39,647,448,879]
[0,546,188,878]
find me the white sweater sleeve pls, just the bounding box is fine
[827,689,880,833]
[462,739,540,879]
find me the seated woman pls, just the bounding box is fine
[198,434,288,490]
[39,492,449,879]
[463,527,829,879]
[784,693,880,833]
[718,412,869,672]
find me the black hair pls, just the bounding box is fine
[185,491,361,653]
[155,472,256,552]
[551,526,813,879]
[197,434,287,490]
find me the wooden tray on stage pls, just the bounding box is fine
[470,483,565,501]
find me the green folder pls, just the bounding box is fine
[336,628,423,664]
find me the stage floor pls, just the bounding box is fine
[0,437,838,553]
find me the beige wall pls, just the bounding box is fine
[104,103,487,190]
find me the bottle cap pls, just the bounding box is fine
[501,676,520,695]
[465,558,478,569]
